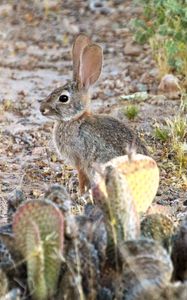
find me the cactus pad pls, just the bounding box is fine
[104,154,159,214]
[13,200,64,300]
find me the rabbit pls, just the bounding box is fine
[40,34,148,194]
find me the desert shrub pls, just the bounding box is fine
[124,105,139,120]
[131,0,187,79]
[154,114,187,172]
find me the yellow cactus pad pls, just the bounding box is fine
[105,154,159,214]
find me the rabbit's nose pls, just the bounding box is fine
[40,105,50,115]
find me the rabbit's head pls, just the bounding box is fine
[40,34,103,121]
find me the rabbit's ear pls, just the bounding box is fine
[72,34,91,81]
[79,44,103,90]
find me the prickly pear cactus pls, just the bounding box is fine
[125,281,187,300]
[141,213,174,252]
[104,165,140,242]
[92,165,139,272]
[93,154,159,244]
[13,200,64,300]
[92,153,160,273]
[105,154,159,214]
[117,239,173,300]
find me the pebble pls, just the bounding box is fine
[14,41,27,51]
[158,74,181,99]
[124,42,142,56]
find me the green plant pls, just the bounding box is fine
[154,125,170,142]
[166,116,187,170]
[154,114,187,171]
[13,200,64,300]
[180,93,187,112]
[124,105,139,120]
[131,0,187,79]
[173,141,187,172]
[166,115,187,140]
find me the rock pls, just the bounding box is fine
[14,41,27,51]
[124,42,142,56]
[158,74,181,99]
[63,18,79,34]
[27,45,44,58]
[42,0,60,11]
[136,83,147,92]
[88,0,113,14]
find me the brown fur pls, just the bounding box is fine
[72,34,91,82]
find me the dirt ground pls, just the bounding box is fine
[0,0,187,225]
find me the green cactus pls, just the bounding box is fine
[92,162,140,249]
[92,165,140,271]
[141,214,174,252]
[104,165,140,242]
[118,239,173,300]
[13,200,64,300]
[92,153,160,273]
[93,154,159,245]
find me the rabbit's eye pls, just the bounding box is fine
[59,93,70,103]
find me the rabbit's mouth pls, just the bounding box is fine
[40,106,61,120]
[41,107,51,116]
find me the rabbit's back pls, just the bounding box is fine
[54,114,148,173]
[81,115,148,158]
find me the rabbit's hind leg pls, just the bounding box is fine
[77,167,90,194]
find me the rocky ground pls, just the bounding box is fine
[0,0,187,226]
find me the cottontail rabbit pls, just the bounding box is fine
[40,34,148,193]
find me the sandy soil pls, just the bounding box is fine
[0,0,186,224]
